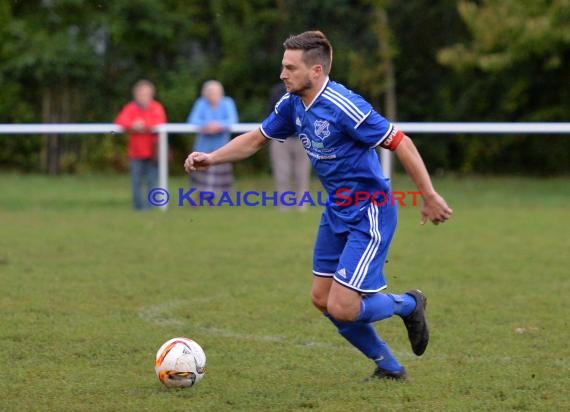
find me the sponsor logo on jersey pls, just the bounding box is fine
[299,133,311,149]
[296,116,302,126]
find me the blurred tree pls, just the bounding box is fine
[439,0,570,74]
[0,0,212,173]
[438,0,570,120]
[388,0,474,173]
[101,0,213,172]
[436,0,570,174]
[0,1,40,171]
[1,0,107,173]
[347,0,394,112]
[0,0,568,174]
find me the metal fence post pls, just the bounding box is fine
[158,125,169,211]
[380,148,392,184]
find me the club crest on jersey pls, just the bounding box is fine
[314,119,331,140]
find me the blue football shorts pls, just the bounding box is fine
[312,202,397,293]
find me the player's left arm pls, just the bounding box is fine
[390,134,453,225]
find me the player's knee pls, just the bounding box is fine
[311,290,328,312]
[326,300,359,322]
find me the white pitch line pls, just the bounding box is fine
[138,302,439,359]
[138,301,570,368]
[138,301,351,352]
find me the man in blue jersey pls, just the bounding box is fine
[184,31,453,380]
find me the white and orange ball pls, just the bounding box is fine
[155,337,206,388]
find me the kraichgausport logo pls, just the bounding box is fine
[147,188,422,208]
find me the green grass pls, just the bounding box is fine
[1,173,569,411]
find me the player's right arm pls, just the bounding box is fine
[393,135,453,225]
[184,128,268,172]
[339,97,452,226]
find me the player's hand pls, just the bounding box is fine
[184,152,213,173]
[420,192,453,225]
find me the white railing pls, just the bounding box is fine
[1,122,570,210]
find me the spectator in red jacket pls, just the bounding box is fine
[115,80,167,210]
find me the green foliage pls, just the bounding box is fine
[345,0,393,105]
[436,0,570,126]
[1,0,569,174]
[439,0,570,72]
[0,136,43,172]
[434,0,570,174]
[2,1,105,83]
[210,0,284,109]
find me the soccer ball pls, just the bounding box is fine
[155,337,206,388]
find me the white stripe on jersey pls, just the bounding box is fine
[350,204,381,289]
[325,88,366,117]
[322,90,364,124]
[372,123,394,148]
[305,78,330,111]
[274,93,291,114]
[354,111,372,129]
[259,125,286,142]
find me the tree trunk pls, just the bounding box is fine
[383,46,397,121]
[377,8,397,179]
[42,79,75,175]
[42,88,60,175]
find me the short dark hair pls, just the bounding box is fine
[283,31,333,75]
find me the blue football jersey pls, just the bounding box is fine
[261,78,396,223]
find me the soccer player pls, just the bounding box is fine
[184,31,453,380]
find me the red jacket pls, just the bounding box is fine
[115,100,167,159]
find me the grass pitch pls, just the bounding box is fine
[0,174,569,411]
